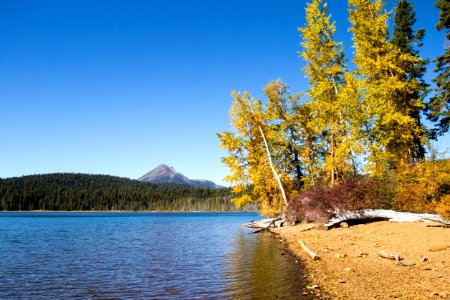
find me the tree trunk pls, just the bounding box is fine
[246,99,289,209]
[257,124,289,208]
[330,124,335,186]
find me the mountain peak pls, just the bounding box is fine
[138,164,224,189]
[138,164,188,183]
[152,164,177,174]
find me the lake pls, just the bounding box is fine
[0,212,313,299]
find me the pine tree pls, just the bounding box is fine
[428,0,450,136]
[391,0,428,161]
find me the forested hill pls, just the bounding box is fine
[0,173,238,211]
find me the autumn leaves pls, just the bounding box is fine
[219,0,445,216]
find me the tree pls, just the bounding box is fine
[428,0,450,136]
[349,0,424,173]
[391,0,428,161]
[264,80,304,188]
[299,0,357,185]
[218,91,289,216]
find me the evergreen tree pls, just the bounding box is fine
[428,0,450,136]
[391,0,428,161]
[0,174,236,211]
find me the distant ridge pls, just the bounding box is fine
[138,164,225,189]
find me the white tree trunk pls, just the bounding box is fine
[257,124,289,208]
[325,209,450,228]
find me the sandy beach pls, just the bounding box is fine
[271,221,450,299]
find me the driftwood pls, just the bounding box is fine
[378,250,416,266]
[378,250,402,264]
[243,218,283,233]
[299,240,320,260]
[325,209,450,228]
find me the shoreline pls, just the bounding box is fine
[0,210,257,213]
[271,221,450,299]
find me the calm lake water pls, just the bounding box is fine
[0,212,312,299]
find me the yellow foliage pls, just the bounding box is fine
[349,0,425,172]
[395,159,450,218]
[218,89,294,216]
[299,0,357,186]
[231,194,253,208]
[436,195,450,219]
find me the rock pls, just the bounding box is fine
[391,292,402,298]
[334,253,347,258]
[429,244,449,252]
[356,251,369,257]
[327,246,340,251]
[397,260,416,267]
[340,222,349,228]
[306,284,319,289]
[419,256,428,262]
[344,267,352,272]
[439,291,448,298]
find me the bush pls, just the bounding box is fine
[395,159,450,219]
[286,159,450,222]
[287,176,395,222]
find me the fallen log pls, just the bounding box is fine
[324,209,450,228]
[299,240,320,260]
[242,218,282,229]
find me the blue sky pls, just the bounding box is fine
[0,0,448,185]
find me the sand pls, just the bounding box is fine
[271,221,450,299]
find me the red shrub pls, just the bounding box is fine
[286,176,395,222]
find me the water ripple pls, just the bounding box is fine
[0,212,313,299]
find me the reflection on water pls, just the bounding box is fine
[0,212,314,299]
[224,231,311,299]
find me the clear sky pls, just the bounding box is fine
[0,0,448,185]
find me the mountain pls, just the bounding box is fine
[138,164,225,189]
